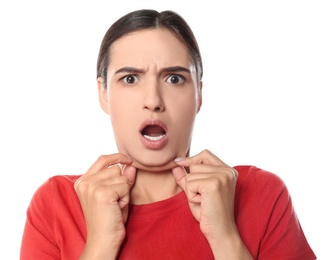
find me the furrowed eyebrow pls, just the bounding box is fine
[115,67,144,74]
[114,66,190,75]
[160,66,190,74]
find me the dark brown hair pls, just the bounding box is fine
[96,9,203,88]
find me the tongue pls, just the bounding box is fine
[143,125,165,136]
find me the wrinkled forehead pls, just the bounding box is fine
[108,28,194,68]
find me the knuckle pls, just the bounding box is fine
[97,154,108,163]
[74,177,89,192]
[93,186,111,202]
[189,164,196,172]
[209,175,232,191]
[201,149,210,155]
[209,177,223,190]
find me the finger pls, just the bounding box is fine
[172,166,187,191]
[186,164,238,183]
[188,163,219,175]
[85,154,133,176]
[122,165,137,186]
[175,149,226,167]
[185,179,203,204]
[74,165,124,191]
[230,167,239,180]
[107,163,126,173]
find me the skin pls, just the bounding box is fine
[74,28,253,259]
[103,28,201,172]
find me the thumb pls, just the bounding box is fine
[122,165,137,186]
[172,166,187,191]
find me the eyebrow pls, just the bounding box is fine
[115,66,191,75]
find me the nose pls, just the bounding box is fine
[143,82,165,112]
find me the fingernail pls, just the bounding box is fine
[174,157,185,162]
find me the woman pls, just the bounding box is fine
[20,9,316,259]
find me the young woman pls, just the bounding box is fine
[20,9,316,260]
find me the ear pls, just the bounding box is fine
[98,77,110,115]
[197,81,203,113]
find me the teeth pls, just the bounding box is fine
[144,134,165,141]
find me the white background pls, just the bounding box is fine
[0,1,328,259]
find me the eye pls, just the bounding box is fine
[166,74,185,84]
[121,74,138,84]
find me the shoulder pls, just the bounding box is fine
[41,174,80,188]
[233,166,316,259]
[233,165,290,211]
[35,175,81,193]
[29,175,82,209]
[234,165,286,191]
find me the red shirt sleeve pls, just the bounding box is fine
[234,166,316,260]
[20,175,85,260]
[20,178,61,260]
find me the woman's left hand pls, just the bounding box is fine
[172,149,253,259]
[172,149,238,243]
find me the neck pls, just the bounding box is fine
[130,169,181,205]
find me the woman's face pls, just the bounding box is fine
[99,28,202,172]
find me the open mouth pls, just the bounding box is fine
[141,125,166,141]
[139,119,168,149]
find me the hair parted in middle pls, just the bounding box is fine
[96,9,203,89]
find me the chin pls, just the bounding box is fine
[119,146,188,172]
[131,159,178,172]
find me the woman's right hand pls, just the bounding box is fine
[74,153,136,259]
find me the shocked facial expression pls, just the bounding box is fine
[99,28,202,171]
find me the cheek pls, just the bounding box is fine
[109,95,127,126]
[171,94,199,131]
[108,91,133,116]
[179,109,197,131]
[109,97,134,142]
[175,91,199,116]
[108,97,120,115]
[108,93,140,134]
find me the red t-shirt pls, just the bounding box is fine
[20,166,316,259]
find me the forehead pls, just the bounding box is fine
[109,28,192,68]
